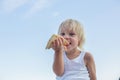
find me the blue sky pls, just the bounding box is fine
[0,0,120,80]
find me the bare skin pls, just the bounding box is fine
[52,37,65,76]
[84,52,97,80]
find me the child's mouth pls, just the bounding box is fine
[66,42,71,47]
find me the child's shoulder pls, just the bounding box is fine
[85,51,93,57]
[84,51,94,64]
[85,51,94,59]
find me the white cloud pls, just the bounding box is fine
[1,0,53,17]
[24,0,49,18]
[2,0,29,13]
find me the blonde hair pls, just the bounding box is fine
[58,19,85,49]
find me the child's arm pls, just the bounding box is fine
[53,50,64,76]
[84,52,97,80]
[51,37,65,76]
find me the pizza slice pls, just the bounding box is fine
[45,34,69,49]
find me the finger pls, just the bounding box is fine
[51,39,57,49]
[58,37,63,46]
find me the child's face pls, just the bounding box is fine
[59,27,79,52]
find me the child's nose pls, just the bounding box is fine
[64,35,69,39]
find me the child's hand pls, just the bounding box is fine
[51,36,65,52]
[45,34,69,50]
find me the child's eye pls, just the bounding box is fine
[60,33,65,36]
[69,33,75,36]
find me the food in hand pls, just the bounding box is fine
[45,34,69,49]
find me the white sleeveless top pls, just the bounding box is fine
[56,51,90,80]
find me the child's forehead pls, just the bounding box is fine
[60,26,75,32]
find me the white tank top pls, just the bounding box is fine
[56,51,90,80]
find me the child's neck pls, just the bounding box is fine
[66,48,81,60]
